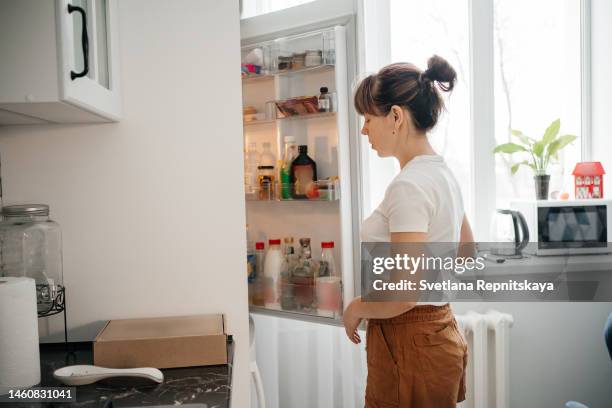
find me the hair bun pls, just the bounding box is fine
[423,55,456,92]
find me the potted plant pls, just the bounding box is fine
[493,119,577,200]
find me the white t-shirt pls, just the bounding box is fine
[360,154,465,305]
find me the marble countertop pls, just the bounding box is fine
[19,339,233,407]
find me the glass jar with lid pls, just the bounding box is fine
[0,204,63,315]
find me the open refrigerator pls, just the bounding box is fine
[241,25,356,324]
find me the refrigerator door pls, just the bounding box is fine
[241,23,359,324]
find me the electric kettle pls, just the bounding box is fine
[490,209,530,258]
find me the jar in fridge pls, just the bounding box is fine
[318,87,332,112]
[292,52,306,70]
[244,142,261,196]
[257,165,275,200]
[305,50,322,67]
[0,204,63,315]
[316,277,342,318]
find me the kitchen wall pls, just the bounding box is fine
[0,1,249,406]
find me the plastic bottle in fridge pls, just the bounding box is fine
[251,241,266,306]
[264,239,283,309]
[255,241,265,278]
[280,136,297,199]
[318,241,336,277]
[316,241,342,317]
[244,142,261,195]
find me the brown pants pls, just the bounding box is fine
[365,304,468,408]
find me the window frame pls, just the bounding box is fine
[357,0,593,240]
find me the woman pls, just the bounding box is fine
[343,55,474,408]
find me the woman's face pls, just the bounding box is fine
[361,110,399,157]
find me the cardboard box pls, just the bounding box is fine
[93,314,227,369]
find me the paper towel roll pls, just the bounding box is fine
[0,277,41,395]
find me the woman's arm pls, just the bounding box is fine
[349,231,424,318]
[345,296,416,319]
[343,232,425,343]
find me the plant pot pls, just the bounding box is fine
[534,174,551,200]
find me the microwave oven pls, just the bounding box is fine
[511,199,612,255]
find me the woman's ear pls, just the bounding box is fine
[390,105,404,130]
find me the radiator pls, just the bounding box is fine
[250,310,514,408]
[456,310,514,408]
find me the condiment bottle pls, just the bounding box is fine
[257,165,275,200]
[290,145,317,199]
[280,136,297,199]
[318,87,332,112]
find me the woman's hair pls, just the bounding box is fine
[354,55,457,132]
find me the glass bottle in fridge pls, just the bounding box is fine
[318,87,332,113]
[279,237,297,310]
[280,136,297,199]
[283,237,297,267]
[257,165,275,200]
[244,142,261,196]
[263,239,283,309]
[260,142,276,167]
[291,238,316,311]
[290,145,317,199]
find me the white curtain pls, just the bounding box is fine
[251,313,367,408]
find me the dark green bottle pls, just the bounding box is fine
[290,145,317,199]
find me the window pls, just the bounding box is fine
[361,0,588,239]
[240,0,315,19]
[390,0,472,218]
[493,0,582,207]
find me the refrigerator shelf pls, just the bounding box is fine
[276,64,335,77]
[242,64,335,83]
[277,111,336,121]
[243,111,336,127]
[242,73,274,83]
[245,196,340,202]
[243,118,276,127]
[246,180,340,201]
[249,306,343,326]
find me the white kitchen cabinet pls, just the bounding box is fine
[0,0,121,124]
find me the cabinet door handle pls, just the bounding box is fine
[68,4,89,80]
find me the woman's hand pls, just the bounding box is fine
[343,298,362,344]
